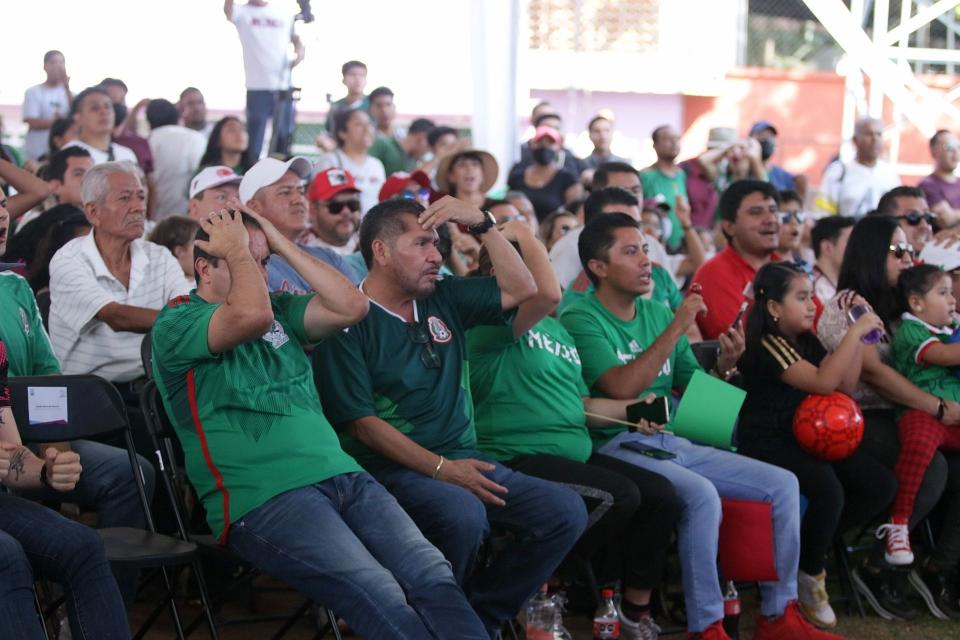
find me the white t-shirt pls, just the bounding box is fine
[818,159,901,217]
[148,125,208,218]
[61,139,137,166]
[549,225,674,288]
[48,233,191,382]
[22,83,70,161]
[315,151,386,216]
[230,2,294,91]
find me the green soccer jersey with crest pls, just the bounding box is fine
[0,272,61,376]
[314,276,513,471]
[152,291,361,542]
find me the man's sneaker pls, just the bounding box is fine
[851,566,920,620]
[876,521,914,566]
[686,619,730,640]
[754,601,844,640]
[618,608,660,640]
[797,570,838,627]
[908,562,960,620]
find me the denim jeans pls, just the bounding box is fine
[21,439,155,605]
[0,492,129,639]
[226,473,488,640]
[599,431,801,633]
[246,89,295,161]
[375,459,588,636]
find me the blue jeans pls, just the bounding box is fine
[246,89,295,160]
[0,492,129,639]
[226,473,487,640]
[375,459,588,636]
[21,439,155,604]
[599,432,801,633]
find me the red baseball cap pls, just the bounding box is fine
[308,168,360,202]
[531,126,562,144]
[378,170,432,202]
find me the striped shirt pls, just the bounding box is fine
[49,232,190,382]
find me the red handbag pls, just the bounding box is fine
[718,498,778,582]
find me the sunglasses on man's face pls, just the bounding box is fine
[897,211,935,226]
[325,199,361,215]
[778,211,806,225]
[888,242,916,260]
[407,322,441,369]
[401,189,431,203]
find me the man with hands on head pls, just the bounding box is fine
[152,206,489,639]
[0,338,130,640]
[560,213,830,639]
[315,195,587,636]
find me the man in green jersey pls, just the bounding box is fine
[560,214,837,640]
[315,197,587,635]
[151,207,487,639]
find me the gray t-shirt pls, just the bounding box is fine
[267,245,360,295]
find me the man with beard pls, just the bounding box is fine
[314,197,587,636]
[239,157,358,294]
[690,180,782,340]
[303,168,361,255]
[874,185,934,254]
[641,125,687,251]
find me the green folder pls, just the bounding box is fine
[668,370,745,450]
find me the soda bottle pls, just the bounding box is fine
[548,592,573,640]
[525,584,553,640]
[593,588,620,639]
[722,580,740,639]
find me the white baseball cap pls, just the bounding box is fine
[189,166,243,199]
[239,157,313,204]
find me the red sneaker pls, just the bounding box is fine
[755,601,845,640]
[687,619,731,640]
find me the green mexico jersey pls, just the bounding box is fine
[369,135,415,176]
[152,291,360,542]
[467,317,592,463]
[560,291,701,447]
[558,263,682,316]
[891,315,960,404]
[639,168,688,250]
[315,276,512,471]
[0,272,61,376]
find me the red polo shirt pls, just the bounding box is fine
[690,247,779,339]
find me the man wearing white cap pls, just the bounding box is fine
[187,166,243,222]
[240,157,359,294]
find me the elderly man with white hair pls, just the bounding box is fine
[817,117,901,217]
[49,160,191,383]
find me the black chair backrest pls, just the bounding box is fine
[35,290,51,331]
[141,331,153,381]
[9,375,129,443]
[690,340,721,372]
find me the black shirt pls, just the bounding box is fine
[507,167,578,222]
[738,332,826,443]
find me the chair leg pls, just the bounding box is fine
[832,537,865,618]
[189,560,220,640]
[269,600,312,640]
[34,590,51,640]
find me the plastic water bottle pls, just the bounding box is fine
[548,592,573,640]
[593,588,620,639]
[525,584,554,640]
[722,581,740,639]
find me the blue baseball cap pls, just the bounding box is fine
[749,120,778,136]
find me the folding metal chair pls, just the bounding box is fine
[9,374,219,640]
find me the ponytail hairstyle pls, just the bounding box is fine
[740,261,810,373]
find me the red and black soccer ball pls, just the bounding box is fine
[792,392,864,462]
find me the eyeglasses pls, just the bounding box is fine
[325,199,361,215]
[407,322,441,369]
[889,243,916,260]
[897,211,936,226]
[778,211,806,225]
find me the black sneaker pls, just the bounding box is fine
[851,566,921,620]
[908,563,960,620]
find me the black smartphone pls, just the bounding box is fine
[619,440,677,460]
[626,397,670,426]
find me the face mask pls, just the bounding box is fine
[532,147,557,166]
[113,102,128,126]
[759,138,775,161]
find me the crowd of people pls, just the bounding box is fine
[7,4,960,638]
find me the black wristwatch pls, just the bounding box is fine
[468,210,497,235]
